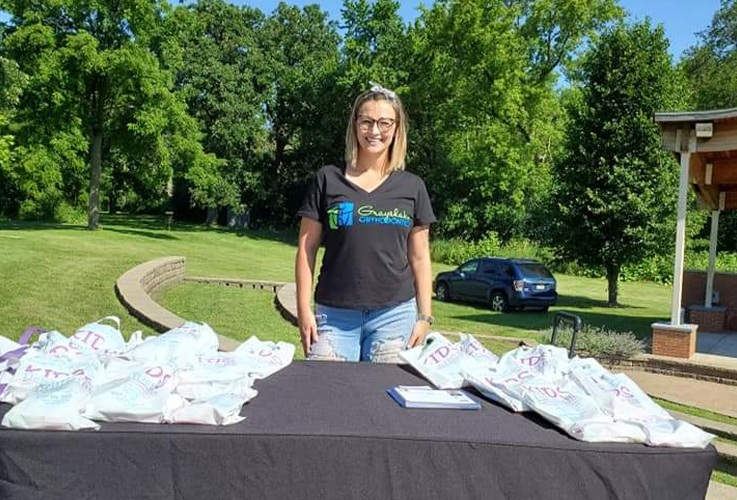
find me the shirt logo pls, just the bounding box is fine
[327,201,354,229]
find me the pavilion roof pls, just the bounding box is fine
[655,107,737,210]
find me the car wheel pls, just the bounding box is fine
[436,282,450,302]
[539,306,549,313]
[490,292,508,313]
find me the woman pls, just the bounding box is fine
[294,83,435,362]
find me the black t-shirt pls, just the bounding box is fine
[297,164,436,309]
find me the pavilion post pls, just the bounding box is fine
[670,129,695,325]
[705,204,721,308]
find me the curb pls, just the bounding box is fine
[668,410,737,441]
[608,355,737,386]
[707,481,737,500]
[666,410,737,465]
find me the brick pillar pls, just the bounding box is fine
[651,322,698,359]
[687,305,726,332]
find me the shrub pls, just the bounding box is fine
[53,202,87,225]
[541,324,646,360]
[431,234,737,285]
[431,232,502,266]
[620,254,673,284]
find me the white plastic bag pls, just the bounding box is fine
[233,336,296,379]
[70,316,126,353]
[498,344,570,379]
[458,333,499,365]
[638,418,715,448]
[399,333,469,389]
[0,334,22,361]
[176,377,255,401]
[176,353,254,400]
[85,363,181,423]
[126,322,219,366]
[169,391,256,425]
[569,359,714,448]
[36,331,88,358]
[2,349,100,405]
[2,375,99,431]
[463,361,533,412]
[461,344,569,412]
[570,359,671,420]
[519,377,646,443]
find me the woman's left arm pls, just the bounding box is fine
[408,224,432,347]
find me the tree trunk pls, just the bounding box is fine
[227,206,249,229]
[87,127,103,229]
[205,207,218,226]
[605,263,620,306]
[87,79,105,230]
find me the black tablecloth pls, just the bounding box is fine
[0,361,716,500]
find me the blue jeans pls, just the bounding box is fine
[309,298,417,363]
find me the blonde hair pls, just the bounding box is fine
[344,85,408,174]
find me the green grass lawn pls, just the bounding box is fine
[1,214,672,348]
[2,216,734,486]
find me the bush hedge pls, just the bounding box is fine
[541,324,647,360]
[431,236,737,284]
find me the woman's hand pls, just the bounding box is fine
[298,310,319,357]
[408,319,431,348]
[295,217,322,358]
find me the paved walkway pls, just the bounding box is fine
[623,370,737,419]
[613,367,737,500]
[698,332,737,358]
[707,481,737,500]
[614,365,737,500]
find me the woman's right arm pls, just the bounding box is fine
[295,216,323,356]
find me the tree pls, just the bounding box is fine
[170,0,267,224]
[0,0,213,228]
[682,0,737,110]
[682,0,737,250]
[551,21,685,305]
[0,55,26,216]
[340,0,407,88]
[257,2,342,225]
[403,0,621,240]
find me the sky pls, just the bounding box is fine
[227,0,723,60]
[0,0,725,60]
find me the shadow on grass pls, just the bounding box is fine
[444,302,661,339]
[0,220,87,231]
[106,214,299,246]
[557,294,646,310]
[1,214,299,246]
[233,228,297,246]
[102,227,180,240]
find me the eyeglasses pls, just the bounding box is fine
[356,117,396,133]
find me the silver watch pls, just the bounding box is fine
[417,314,435,325]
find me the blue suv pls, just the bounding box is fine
[433,257,557,312]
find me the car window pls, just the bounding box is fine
[517,263,553,278]
[481,261,499,275]
[459,261,479,273]
[502,264,515,277]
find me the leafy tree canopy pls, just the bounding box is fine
[551,21,687,305]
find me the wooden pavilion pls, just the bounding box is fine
[652,108,737,358]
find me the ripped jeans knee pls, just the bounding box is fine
[309,299,416,363]
[366,336,406,363]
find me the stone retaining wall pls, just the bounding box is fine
[115,257,239,351]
